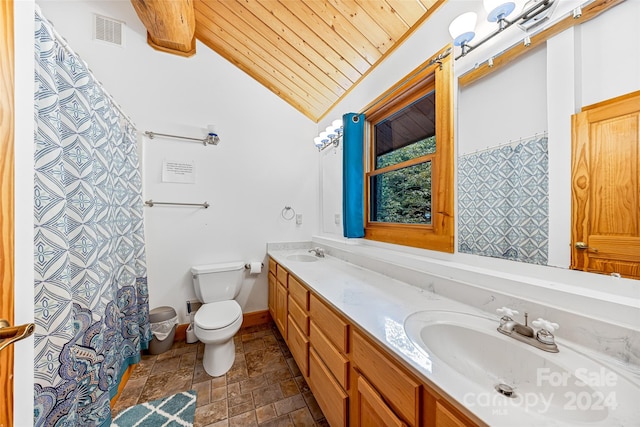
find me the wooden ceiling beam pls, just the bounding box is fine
[131,0,196,57]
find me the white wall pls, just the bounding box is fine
[318,1,640,292]
[36,1,319,322]
[457,46,547,154]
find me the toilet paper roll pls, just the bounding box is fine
[249,261,262,274]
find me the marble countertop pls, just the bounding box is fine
[267,248,640,427]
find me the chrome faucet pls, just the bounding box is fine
[496,307,559,353]
[308,247,325,258]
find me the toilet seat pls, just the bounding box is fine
[195,300,242,330]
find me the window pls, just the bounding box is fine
[363,47,454,252]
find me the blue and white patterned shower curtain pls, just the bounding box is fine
[458,136,549,265]
[33,9,151,426]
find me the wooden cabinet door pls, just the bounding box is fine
[268,272,276,320]
[435,401,469,427]
[571,91,640,278]
[275,282,288,340]
[355,373,406,427]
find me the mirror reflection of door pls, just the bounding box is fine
[1,0,15,425]
[571,91,640,279]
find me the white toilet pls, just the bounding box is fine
[191,261,245,377]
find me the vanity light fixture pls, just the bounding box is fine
[448,12,477,56]
[450,0,556,59]
[573,5,582,19]
[314,118,343,151]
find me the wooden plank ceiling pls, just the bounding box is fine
[193,0,443,122]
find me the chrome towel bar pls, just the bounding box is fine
[145,200,209,208]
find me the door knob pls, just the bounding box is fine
[575,241,597,252]
[0,319,35,352]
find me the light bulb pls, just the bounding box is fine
[449,12,477,47]
[484,0,515,22]
[313,136,324,147]
[325,125,337,138]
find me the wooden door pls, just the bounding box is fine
[0,1,15,425]
[571,91,640,278]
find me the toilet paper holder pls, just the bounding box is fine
[244,263,264,270]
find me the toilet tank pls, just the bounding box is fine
[191,261,245,303]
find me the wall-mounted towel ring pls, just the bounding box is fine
[281,206,296,220]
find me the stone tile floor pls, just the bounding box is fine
[112,322,329,427]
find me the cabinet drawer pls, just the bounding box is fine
[309,348,348,427]
[288,275,309,310]
[276,264,288,286]
[288,295,309,335]
[309,294,349,353]
[310,320,349,390]
[287,315,309,377]
[268,258,276,275]
[352,331,419,426]
[357,374,407,427]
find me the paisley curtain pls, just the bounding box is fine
[33,9,151,426]
[458,136,549,265]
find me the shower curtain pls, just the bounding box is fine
[33,9,151,426]
[458,136,549,265]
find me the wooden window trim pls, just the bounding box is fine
[362,46,454,252]
[368,154,435,177]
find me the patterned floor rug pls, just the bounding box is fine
[112,390,196,427]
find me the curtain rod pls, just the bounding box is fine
[144,131,220,146]
[361,47,451,116]
[35,6,136,129]
[459,131,548,157]
[144,200,210,208]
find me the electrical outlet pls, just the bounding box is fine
[296,213,303,225]
[334,213,341,225]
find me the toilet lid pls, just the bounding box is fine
[194,300,242,330]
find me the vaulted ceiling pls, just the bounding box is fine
[132,0,445,122]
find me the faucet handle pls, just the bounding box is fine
[532,318,559,333]
[496,307,519,318]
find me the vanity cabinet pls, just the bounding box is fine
[354,373,407,427]
[352,330,420,426]
[308,293,351,426]
[434,401,469,427]
[267,260,276,320]
[274,264,288,340]
[268,258,480,427]
[287,275,310,376]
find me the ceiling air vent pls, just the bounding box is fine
[94,14,125,47]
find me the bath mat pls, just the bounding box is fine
[112,390,196,427]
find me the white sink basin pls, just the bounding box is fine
[286,253,319,262]
[404,310,640,425]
